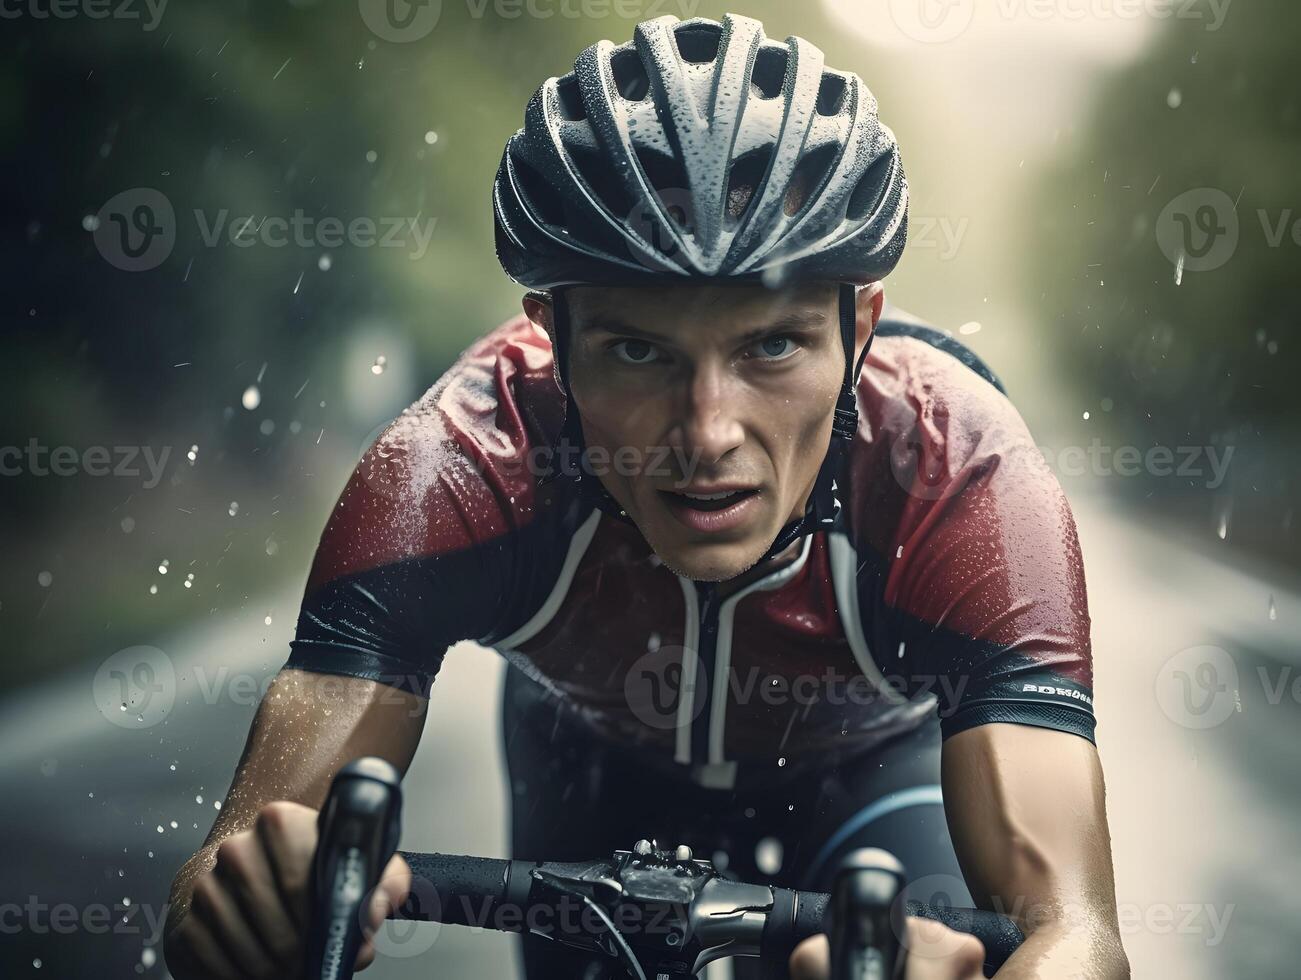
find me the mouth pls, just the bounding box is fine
[657,487,762,533]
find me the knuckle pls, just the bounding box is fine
[214,836,251,877]
[189,874,222,917]
[256,800,294,834]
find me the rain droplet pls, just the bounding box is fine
[184,573,195,589]
[424,130,439,145]
[264,615,273,626]
[228,501,239,517]
[37,571,53,587]
[82,214,100,232]
[121,516,135,533]
[1167,88,1182,109]
[1268,595,1277,621]
[1082,411,1091,420]
[318,253,332,271]
[265,538,279,557]
[958,321,981,335]
[242,385,261,411]
[365,149,378,163]
[371,355,387,376]
[149,584,158,595]
[260,419,276,436]
[186,444,198,463]
[158,560,169,575]
[196,794,204,804]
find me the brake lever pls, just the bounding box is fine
[304,758,403,980]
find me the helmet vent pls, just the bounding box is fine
[634,146,689,200]
[511,152,567,227]
[784,143,839,218]
[675,23,722,64]
[611,48,651,101]
[569,144,635,217]
[846,152,893,221]
[816,73,848,115]
[555,74,587,121]
[750,45,788,99]
[725,146,775,226]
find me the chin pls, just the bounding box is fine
[649,534,767,583]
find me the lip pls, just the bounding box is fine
[658,487,762,535]
[668,482,759,495]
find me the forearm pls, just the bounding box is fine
[165,669,426,931]
[993,914,1129,979]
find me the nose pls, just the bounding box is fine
[667,360,745,467]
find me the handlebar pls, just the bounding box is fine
[307,758,1024,979]
[392,847,1022,976]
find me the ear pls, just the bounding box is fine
[854,282,885,360]
[522,290,555,343]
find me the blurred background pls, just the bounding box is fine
[1,0,1298,976]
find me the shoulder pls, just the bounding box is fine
[305,315,571,591]
[848,307,1061,548]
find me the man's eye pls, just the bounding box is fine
[750,335,798,360]
[612,340,660,364]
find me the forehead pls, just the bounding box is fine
[568,282,838,337]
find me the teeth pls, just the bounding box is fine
[684,490,740,501]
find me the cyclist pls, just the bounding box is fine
[165,13,1129,979]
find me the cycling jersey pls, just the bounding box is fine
[287,306,1095,788]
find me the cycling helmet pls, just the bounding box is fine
[492,13,909,566]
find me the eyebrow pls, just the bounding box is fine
[579,308,829,344]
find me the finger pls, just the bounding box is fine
[788,934,830,980]
[166,913,243,980]
[256,801,319,932]
[354,854,412,972]
[190,871,278,978]
[212,834,304,969]
[904,918,985,980]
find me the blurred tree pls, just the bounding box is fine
[1030,0,1301,572]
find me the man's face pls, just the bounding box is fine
[546,281,873,583]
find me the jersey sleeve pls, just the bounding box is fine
[286,318,571,696]
[855,336,1097,744]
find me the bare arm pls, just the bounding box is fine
[942,724,1129,979]
[164,669,427,978]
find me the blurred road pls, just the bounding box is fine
[1,486,1297,978]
